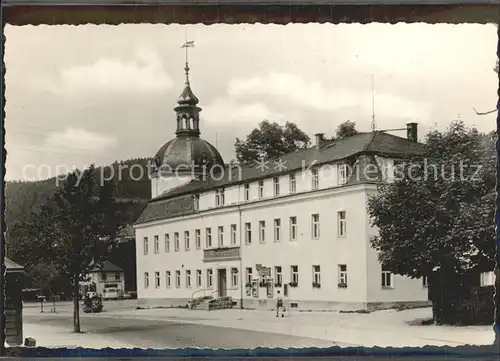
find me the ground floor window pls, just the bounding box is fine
[246,267,253,285]
[176,270,181,288]
[381,266,393,288]
[231,268,239,287]
[166,271,171,288]
[312,265,321,288]
[196,270,202,287]
[155,271,160,288]
[291,265,299,286]
[207,269,213,288]
[186,270,192,288]
[338,264,347,287]
[422,276,428,288]
[274,266,282,286]
[144,272,149,288]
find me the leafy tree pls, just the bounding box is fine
[335,120,359,140]
[13,165,126,332]
[29,262,68,305]
[234,120,360,165]
[8,221,69,296]
[368,121,495,324]
[235,120,310,164]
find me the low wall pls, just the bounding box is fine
[137,298,191,309]
[241,298,430,312]
[137,297,430,312]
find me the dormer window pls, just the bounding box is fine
[215,188,225,207]
[244,183,250,201]
[273,177,280,196]
[338,164,347,185]
[311,168,319,189]
[193,194,200,211]
[289,174,296,193]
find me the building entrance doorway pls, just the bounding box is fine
[217,269,227,298]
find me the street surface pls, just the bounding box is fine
[22,300,493,349]
[25,314,334,349]
[23,300,335,348]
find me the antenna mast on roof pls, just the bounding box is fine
[371,74,376,132]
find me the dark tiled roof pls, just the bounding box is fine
[93,260,124,273]
[134,131,424,226]
[156,132,423,201]
[5,258,24,271]
[134,194,195,225]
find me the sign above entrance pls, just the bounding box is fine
[203,246,241,262]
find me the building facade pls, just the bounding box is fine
[79,261,126,297]
[134,60,429,311]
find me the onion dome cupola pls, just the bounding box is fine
[152,40,225,175]
[175,61,202,137]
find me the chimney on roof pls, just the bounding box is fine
[314,133,325,149]
[406,122,418,142]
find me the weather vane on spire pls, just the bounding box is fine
[181,30,195,86]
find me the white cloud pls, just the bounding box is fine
[203,98,287,126]
[347,24,497,76]
[45,128,118,152]
[362,93,433,122]
[50,48,173,94]
[227,72,432,121]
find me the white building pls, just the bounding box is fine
[134,61,429,311]
[79,260,126,297]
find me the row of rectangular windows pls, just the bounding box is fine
[143,212,347,255]
[99,272,121,281]
[204,165,349,209]
[144,268,239,289]
[143,265,429,289]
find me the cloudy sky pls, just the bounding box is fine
[4,23,497,181]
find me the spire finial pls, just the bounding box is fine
[181,30,194,86]
[175,33,200,137]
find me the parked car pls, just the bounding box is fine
[102,287,119,300]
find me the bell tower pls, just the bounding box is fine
[174,41,201,138]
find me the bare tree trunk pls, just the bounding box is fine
[73,279,81,333]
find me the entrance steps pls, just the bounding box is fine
[189,296,212,310]
[190,296,235,311]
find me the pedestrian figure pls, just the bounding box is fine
[276,290,284,317]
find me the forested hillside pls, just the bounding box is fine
[5,157,152,239]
